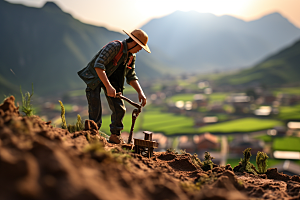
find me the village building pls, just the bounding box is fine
[226,93,251,114]
[229,134,264,157]
[194,133,219,153]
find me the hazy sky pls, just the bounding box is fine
[6,0,300,32]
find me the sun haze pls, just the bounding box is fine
[5,0,300,31]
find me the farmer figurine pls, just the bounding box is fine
[78,29,150,144]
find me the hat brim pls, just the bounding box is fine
[123,30,151,53]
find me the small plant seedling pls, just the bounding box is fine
[58,100,84,133]
[75,114,84,131]
[20,83,34,116]
[166,148,177,154]
[202,151,215,171]
[234,148,258,175]
[58,100,67,129]
[179,149,187,154]
[191,153,202,169]
[256,151,269,174]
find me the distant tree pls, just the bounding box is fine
[246,88,258,100]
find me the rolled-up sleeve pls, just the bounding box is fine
[94,41,120,70]
[126,55,139,84]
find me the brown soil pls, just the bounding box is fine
[1,96,300,200]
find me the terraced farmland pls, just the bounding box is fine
[100,109,282,136]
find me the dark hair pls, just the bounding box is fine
[126,37,134,43]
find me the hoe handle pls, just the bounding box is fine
[116,92,141,109]
[115,93,142,144]
[128,109,140,144]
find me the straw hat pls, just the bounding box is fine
[123,29,151,53]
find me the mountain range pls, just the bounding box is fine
[1,1,300,98]
[142,10,300,72]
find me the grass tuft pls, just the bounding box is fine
[75,114,84,131]
[58,101,84,133]
[20,83,34,116]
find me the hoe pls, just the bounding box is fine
[116,92,158,157]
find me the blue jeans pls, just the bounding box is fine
[85,83,125,135]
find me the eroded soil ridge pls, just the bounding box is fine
[1,96,300,200]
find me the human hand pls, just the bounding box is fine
[107,85,116,97]
[138,92,147,107]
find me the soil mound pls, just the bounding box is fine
[158,153,176,161]
[168,158,197,171]
[1,96,300,200]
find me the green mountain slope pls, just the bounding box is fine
[0,1,166,98]
[215,38,300,86]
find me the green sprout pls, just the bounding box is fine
[202,151,215,171]
[179,149,187,154]
[166,148,178,154]
[58,101,84,133]
[191,153,202,169]
[58,100,67,129]
[67,114,84,133]
[75,114,84,131]
[256,151,269,174]
[234,148,258,175]
[20,83,34,116]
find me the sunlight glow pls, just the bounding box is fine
[5,0,300,31]
[136,0,251,17]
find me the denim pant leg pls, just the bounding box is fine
[103,84,126,135]
[106,96,126,135]
[86,85,102,129]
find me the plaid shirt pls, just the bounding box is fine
[77,40,138,90]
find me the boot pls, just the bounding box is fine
[109,134,125,144]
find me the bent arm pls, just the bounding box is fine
[95,68,116,97]
[129,80,146,107]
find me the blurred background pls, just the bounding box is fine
[1,0,300,175]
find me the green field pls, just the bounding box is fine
[100,108,196,135]
[277,105,300,120]
[273,137,300,151]
[209,93,228,103]
[253,134,272,142]
[198,117,283,133]
[100,108,283,136]
[272,87,300,96]
[170,93,195,102]
[142,110,195,135]
[100,112,142,135]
